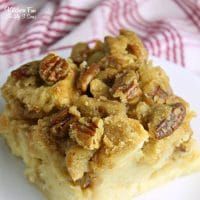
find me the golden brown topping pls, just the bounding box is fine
[78,63,100,92]
[96,67,118,85]
[69,106,81,118]
[142,79,173,104]
[87,41,105,65]
[11,61,39,79]
[75,95,127,118]
[144,85,172,104]
[6,100,45,120]
[39,53,69,85]
[90,79,111,98]
[139,64,173,104]
[102,29,148,69]
[112,70,142,103]
[104,35,128,55]
[65,145,93,181]
[120,29,148,60]
[97,115,149,158]
[149,103,186,139]
[126,44,141,58]
[134,101,150,124]
[69,117,104,150]
[71,43,90,64]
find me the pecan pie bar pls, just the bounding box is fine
[0,30,200,200]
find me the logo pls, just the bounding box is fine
[4,6,37,20]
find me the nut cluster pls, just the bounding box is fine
[112,70,142,103]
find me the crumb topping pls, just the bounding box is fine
[1,29,190,187]
[69,117,104,150]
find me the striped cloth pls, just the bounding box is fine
[0,0,199,75]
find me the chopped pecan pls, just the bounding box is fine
[50,108,73,138]
[50,108,69,125]
[11,61,39,80]
[112,70,142,103]
[150,86,171,104]
[143,82,173,105]
[120,81,141,99]
[69,117,104,150]
[72,121,97,136]
[50,119,71,138]
[71,43,90,64]
[78,63,100,92]
[149,103,186,139]
[156,103,186,139]
[39,53,69,85]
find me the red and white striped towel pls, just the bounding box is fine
[0,0,199,75]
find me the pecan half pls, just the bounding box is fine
[39,53,69,85]
[11,61,39,80]
[78,63,100,92]
[112,70,142,103]
[69,117,104,150]
[156,103,186,139]
[149,103,186,139]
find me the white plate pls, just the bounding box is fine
[0,56,200,200]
